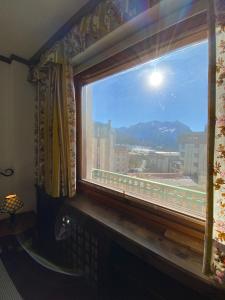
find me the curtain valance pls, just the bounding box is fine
[30,0,152,80]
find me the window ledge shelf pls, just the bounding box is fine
[67,194,222,296]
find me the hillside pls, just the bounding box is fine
[115,120,192,151]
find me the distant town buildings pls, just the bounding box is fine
[88,117,206,191]
[91,123,207,187]
[178,131,207,185]
[92,121,115,172]
[146,151,180,173]
[113,145,129,173]
[127,149,180,174]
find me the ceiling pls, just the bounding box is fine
[0,0,89,59]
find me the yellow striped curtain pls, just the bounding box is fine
[33,0,152,198]
[36,54,76,198]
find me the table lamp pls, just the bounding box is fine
[4,194,23,225]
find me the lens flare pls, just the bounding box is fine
[148,71,164,88]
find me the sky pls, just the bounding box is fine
[88,40,208,131]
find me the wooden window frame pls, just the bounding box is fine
[74,11,210,251]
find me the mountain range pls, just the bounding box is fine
[115,120,192,151]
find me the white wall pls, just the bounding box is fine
[0,61,35,219]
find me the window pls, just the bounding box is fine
[80,40,208,221]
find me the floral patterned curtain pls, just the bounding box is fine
[208,0,225,284]
[30,0,152,198]
[33,44,76,197]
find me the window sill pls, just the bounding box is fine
[77,179,205,250]
[67,192,221,295]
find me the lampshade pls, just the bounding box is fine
[4,194,23,214]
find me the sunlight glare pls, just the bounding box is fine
[148,70,164,88]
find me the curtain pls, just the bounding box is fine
[203,0,225,284]
[30,0,152,198]
[34,46,76,198]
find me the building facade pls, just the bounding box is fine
[179,131,207,185]
[92,121,115,172]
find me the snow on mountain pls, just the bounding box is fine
[115,121,192,151]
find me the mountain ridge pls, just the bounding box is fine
[114,120,192,151]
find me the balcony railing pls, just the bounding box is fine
[91,169,206,219]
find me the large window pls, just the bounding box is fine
[81,40,208,220]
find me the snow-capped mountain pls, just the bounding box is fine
[115,121,192,151]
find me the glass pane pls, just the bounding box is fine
[82,40,208,219]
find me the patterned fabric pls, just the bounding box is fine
[31,0,152,74]
[63,0,151,60]
[30,0,153,198]
[210,0,225,285]
[34,44,76,198]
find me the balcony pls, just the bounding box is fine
[91,169,206,219]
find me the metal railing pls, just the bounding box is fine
[91,168,206,219]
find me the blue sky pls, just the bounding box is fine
[89,40,208,131]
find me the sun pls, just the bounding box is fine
[148,70,164,88]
